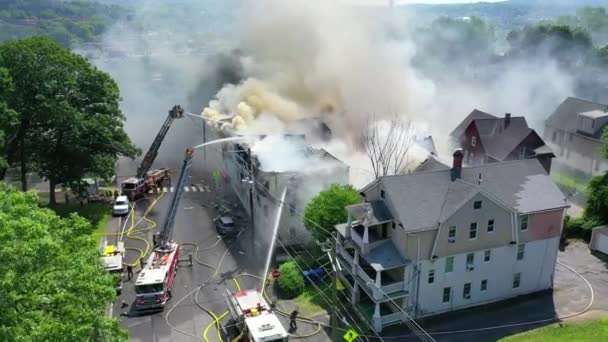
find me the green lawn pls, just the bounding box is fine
[552,173,589,195]
[500,318,608,342]
[46,202,111,239]
[293,286,330,317]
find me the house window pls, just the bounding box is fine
[380,190,385,198]
[473,200,482,209]
[463,283,471,299]
[442,287,451,303]
[445,256,454,273]
[481,279,488,292]
[520,215,528,231]
[469,222,477,239]
[448,226,456,243]
[552,131,557,142]
[466,253,475,271]
[517,244,525,260]
[471,136,477,147]
[513,273,521,289]
[484,250,491,262]
[487,219,494,233]
[428,270,435,284]
[392,222,396,229]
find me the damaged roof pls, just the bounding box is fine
[369,159,567,231]
[346,200,393,226]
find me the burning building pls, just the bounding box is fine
[200,119,349,247]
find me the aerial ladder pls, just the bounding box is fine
[121,105,184,200]
[134,147,194,310]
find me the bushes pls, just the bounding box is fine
[277,261,304,298]
[564,216,601,242]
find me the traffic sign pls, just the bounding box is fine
[272,270,281,279]
[343,328,358,342]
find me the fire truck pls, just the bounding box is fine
[134,241,180,309]
[225,289,289,342]
[122,105,184,200]
[134,147,194,310]
[101,241,125,294]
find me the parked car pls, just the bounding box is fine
[214,216,237,236]
[112,195,130,216]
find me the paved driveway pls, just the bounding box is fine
[379,241,607,342]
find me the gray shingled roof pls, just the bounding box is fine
[546,97,608,132]
[450,109,495,138]
[367,241,409,271]
[378,159,566,231]
[461,115,550,162]
[413,156,450,173]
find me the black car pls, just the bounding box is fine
[214,216,237,236]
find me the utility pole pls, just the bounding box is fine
[247,148,255,247]
[324,234,340,342]
[332,238,339,342]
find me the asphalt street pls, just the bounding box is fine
[107,156,331,342]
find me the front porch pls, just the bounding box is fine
[336,239,409,301]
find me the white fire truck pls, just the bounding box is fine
[134,147,194,310]
[134,241,180,309]
[101,241,125,294]
[225,289,289,342]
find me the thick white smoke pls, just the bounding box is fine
[202,0,435,145]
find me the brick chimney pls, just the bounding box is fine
[451,149,463,181]
[505,113,511,128]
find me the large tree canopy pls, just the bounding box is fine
[0,185,126,341]
[303,184,361,242]
[0,36,139,202]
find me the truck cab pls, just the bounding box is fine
[225,289,289,342]
[101,242,125,294]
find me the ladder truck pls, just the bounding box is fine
[134,147,194,310]
[121,105,184,200]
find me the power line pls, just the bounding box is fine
[228,147,434,340]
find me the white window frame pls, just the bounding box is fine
[428,269,435,284]
[445,256,454,273]
[448,226,456,243]
[517,244,525,260]
[473,200,482,209]
[484,249,491,262]
[466,253,475,271]
[481,279,488,292]
[469,222,478,240]
[513,273,521,289]
[520,215,528,231]
[442,287,451,303]
[463,283,471,299]
[487,219,494,233]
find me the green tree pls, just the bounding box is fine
[507,24,592,68]
[0,185,127,341]
[277,261,304,299]
[303,184,361,242]
[0,67,17,172]
[0,36,139,202]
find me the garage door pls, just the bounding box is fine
[598,234,608,254]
